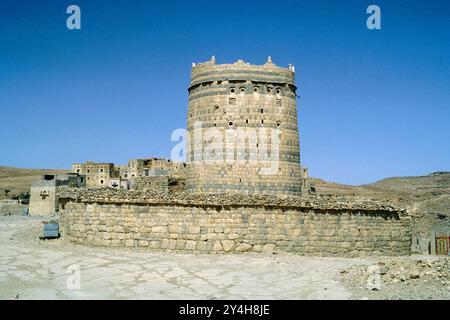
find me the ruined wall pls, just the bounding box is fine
[185,58,304,196]
[59,189,411,257]
[134,176,169,193]
[126,158,186,179]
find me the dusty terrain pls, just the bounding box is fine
[0,215,448,300]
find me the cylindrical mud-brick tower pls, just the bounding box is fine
[185,57,305,195]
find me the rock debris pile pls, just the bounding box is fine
[340,257,450,299]
[58,187,404,212]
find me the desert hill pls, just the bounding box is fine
[0,166,69,198]
[310,172,450,235]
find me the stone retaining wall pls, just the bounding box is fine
[59,196,411,257]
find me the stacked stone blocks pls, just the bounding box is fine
[60,200,411,257]
[186,58,305,195]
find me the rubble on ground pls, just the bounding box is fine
[339,256,450,299]
[57,187,405,212]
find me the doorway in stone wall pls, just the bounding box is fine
[436,236,449,255]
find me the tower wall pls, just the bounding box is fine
[185,58,303,195]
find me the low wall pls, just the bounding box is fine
[59,190,412,257]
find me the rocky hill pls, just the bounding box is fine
[310,172,450,235]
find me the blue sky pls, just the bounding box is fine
[0,0,449,185]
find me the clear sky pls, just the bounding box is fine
[0,0,449,185]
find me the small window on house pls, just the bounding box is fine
[276,121,281,127]
[276,88,281,94]
[100,180,104,184]
[261,108,264,114]
[213,123,216,127]
[87,170,90,173]
[261,120,264,124]
[217,81,222,85]
[230,88,236,94]
[100,169,104,173]
[229,121,233,126]
[76,169,80,173]
[229,98,236,105]
[214,105,219,110]
[240,87,245,93]
[267,87,272,93]
[276,99,282,107]
[253,87,259,93]
[245,119,248,124]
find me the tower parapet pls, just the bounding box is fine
[189,57,296,93]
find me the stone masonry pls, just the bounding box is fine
[59,58,412,257]
[59,188,412,257]
[185,57,307,195]
[29,173,84,216]
[134,176,169,193]
[72,162,118,188]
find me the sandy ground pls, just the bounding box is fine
[0,215,448,300]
